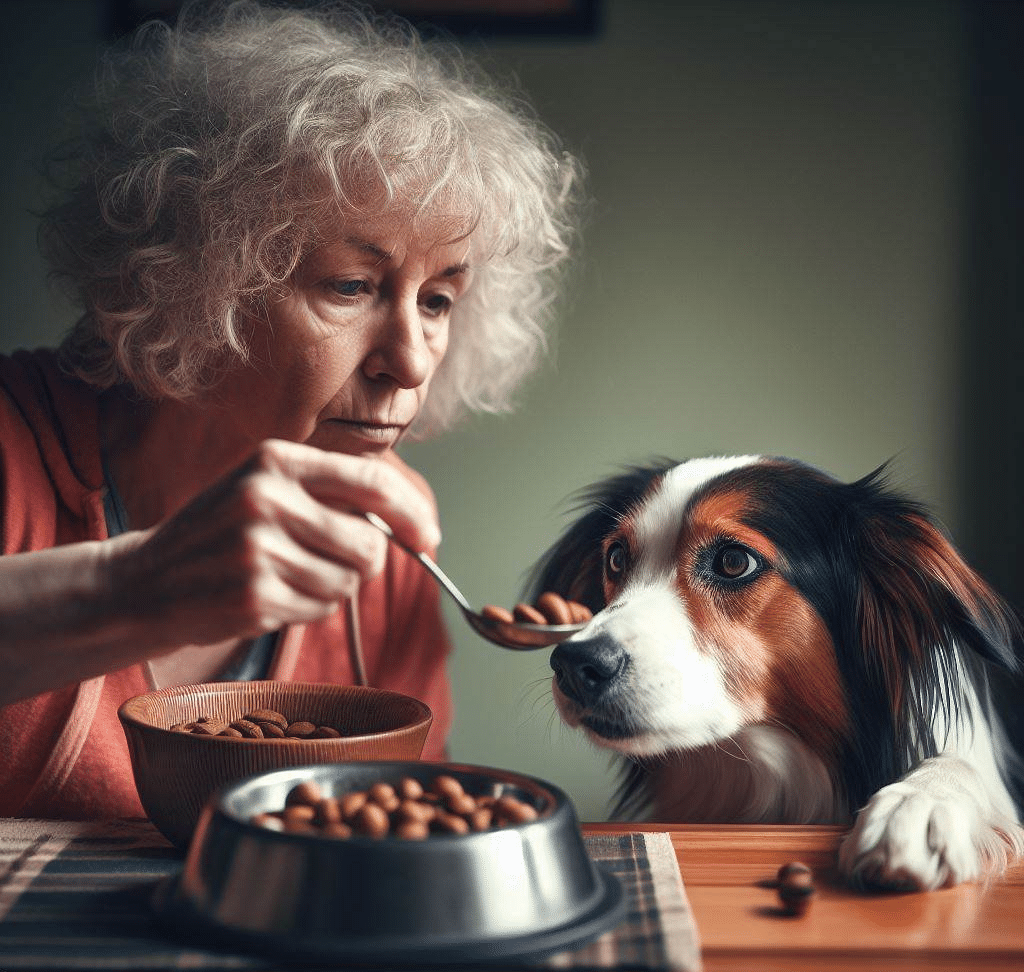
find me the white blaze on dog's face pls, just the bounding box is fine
[550,456,847,764]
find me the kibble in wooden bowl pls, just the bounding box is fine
[118,681,432,849]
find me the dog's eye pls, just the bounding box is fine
[605,540,627,579]
[712,544,759,580]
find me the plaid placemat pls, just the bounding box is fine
[0,819,700,971]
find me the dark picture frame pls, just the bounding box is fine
[106,0,601,39]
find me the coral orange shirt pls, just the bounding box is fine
[0,349,453,819]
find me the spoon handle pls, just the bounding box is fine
[362,512,474,613]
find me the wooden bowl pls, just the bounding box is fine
[118,681,432,849]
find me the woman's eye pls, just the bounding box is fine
[422,293,453,316]
[328,279,367,298]
[711,544,759,580]
[605,540,627,580]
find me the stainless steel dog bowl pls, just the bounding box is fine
[155,761,625,964]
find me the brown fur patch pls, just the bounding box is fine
[678,487,849,764]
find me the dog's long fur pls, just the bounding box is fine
[536,456,1024,890]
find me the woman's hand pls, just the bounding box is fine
[0,439,439,704]
[111,439,440,647]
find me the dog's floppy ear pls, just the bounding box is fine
[527,460,678,613]
[837,469,1022,806]
[849,469,1021,694]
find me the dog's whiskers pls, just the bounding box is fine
[517,675,554,713]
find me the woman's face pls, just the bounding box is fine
[226,211,474,457]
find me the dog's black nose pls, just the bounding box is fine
[550,635,627,707]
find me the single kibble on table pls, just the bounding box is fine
[776,861,816,916]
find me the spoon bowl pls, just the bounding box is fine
[363,513,586,650]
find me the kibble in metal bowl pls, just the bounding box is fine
[252,771,542,839]
[155,761,626,965]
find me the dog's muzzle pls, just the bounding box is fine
[550,634,628,708]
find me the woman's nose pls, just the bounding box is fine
[363,297,432,388]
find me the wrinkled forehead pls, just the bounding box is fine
[313,170,492,260]
[631,456,763,568]
[304,207,479,274]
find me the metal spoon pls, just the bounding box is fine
[363,512,586,650]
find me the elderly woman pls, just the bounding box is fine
[0,2,580,819]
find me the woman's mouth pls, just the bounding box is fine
[331,419,407,446]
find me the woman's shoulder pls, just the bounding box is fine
[1,348,97,429]
[1,348,105,543]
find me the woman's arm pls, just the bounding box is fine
[0,534,157,704]
[0,439,440,707]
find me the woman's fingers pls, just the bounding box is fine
[252,439,441,554]
[116,440,436,648]
[238,468,390,583]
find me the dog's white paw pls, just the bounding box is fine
[838,782,984,891]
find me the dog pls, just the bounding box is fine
[537,455,1023,891]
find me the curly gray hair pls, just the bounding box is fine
[43,0,582,438]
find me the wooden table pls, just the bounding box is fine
[584,823,1024,971]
